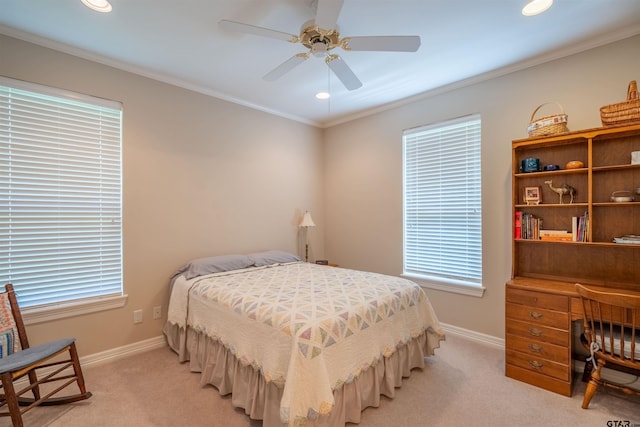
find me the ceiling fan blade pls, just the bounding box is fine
[326,54,362,90]
[219,19,298,43]
[314,0,344,30]
[343,36,421,52]
[263,53,310,81]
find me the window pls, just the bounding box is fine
[402,115,484,297]
[0,77,124,316]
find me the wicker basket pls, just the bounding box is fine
[600,80,640,126]
[527,102,569,137]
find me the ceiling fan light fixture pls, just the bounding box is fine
[315,91,330,100]
[311,41,328,57]
[522,0,553,16]
[81,0,112,13]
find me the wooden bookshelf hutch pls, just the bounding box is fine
[506,123,640,396]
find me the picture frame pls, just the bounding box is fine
[524,186,541,205]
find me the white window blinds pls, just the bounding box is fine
[0,77,123,308]
[403,115,482,287]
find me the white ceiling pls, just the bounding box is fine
[1,0,640,127]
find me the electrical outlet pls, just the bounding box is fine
[153,306,161,320]
[133,309,143,324]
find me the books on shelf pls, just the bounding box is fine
[540,230,573,241]
[613,235,640,244]
[515,211,589,242]
[572,212,589,242]
[515,211,541,240]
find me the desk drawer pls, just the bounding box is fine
[506,304,569,329]
[507,288,568,312]
[506,333,569,364]
[506,349,570,382]
[506,318,569,346]
[505,364,572,396]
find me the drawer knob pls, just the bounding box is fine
[527,327,543,337]
[528,360,544,370]
[529,311,543,320]
[528,343,543,353]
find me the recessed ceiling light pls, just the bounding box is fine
[315,92,330,100]
[81,0,113,13]
[522,0,553,16]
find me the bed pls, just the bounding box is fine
[163,250,445,426]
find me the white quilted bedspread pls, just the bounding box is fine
[167,262,443,426]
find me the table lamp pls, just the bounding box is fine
[299,211,315,262]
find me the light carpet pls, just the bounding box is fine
[2,334,638,426]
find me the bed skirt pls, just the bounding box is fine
[164,323,442,426]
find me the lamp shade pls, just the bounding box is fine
[299,211,316,227]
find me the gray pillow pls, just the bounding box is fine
[248,250,301,267]
[174,254,254,280]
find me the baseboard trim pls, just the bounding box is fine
[81,335,168,368]
[14,335,168,390]
[440,322,505,350]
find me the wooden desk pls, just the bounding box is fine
[505,277,640,396]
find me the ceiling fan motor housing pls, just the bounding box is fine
[300,20,341,53]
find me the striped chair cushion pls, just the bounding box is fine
[0,292,21,358]
[596,326,640,361]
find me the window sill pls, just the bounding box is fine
[22,294,128,326]
[402,274,485,298]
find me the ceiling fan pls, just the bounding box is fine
[219,0,421,91]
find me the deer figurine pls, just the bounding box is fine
[544,180,576,204]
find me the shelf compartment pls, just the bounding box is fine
[514,243,640,285]
[515,205,589,234]
[591,167,640,203]
[516,175,588,205]
[591,134,640,168]
[591,205,640,242]
[514,144,587,175]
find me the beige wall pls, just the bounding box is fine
[2,32,639,356]
[323,34,640,339]
[0,34,324,356]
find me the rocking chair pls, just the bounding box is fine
[575,283,640,409]
[0,284,92,426]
